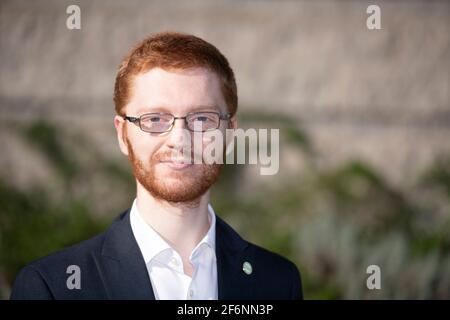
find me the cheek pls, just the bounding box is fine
[128,133,161,161]
[201,129,226,146]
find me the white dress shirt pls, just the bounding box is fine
[129,199,218,300]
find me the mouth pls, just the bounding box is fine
[159,158,193,170]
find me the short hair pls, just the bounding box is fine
[113,31,238,116]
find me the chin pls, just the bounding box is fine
[156,166,199,179]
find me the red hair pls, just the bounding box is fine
[114,32,238,116]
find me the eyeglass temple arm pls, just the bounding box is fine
[123,116,140,123]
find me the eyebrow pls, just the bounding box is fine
[135,105,220,115]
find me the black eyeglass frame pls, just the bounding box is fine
[123,111,232,133]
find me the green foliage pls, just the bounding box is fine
[22,120,79,182]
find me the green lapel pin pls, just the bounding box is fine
[242,261,253,275]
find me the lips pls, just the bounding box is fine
[159,158,193,170]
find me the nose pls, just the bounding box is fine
[165,118,191,149]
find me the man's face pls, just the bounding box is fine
[114,67,235,203]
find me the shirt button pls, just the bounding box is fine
[189,289,194,298]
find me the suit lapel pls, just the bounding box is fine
[99,209,155,299]
[216,216,256,299]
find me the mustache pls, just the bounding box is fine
[153,150,195,163]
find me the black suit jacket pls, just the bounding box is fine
[10,209,303,299]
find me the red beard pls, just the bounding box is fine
[126,137,222,204]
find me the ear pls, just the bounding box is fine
[228,114,237,130]
[114,115,129,156]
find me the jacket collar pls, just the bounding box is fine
[100,208,252,299]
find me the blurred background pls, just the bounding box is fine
[0,0,449,299]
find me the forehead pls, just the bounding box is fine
[127,67,226,115]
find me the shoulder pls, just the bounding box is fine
[10,231,106,299]
[246,241,303,299]
[9,210,131,300]
[28,232,105,274]
[246,241,300,275]
[12,210,130,287]
[216,215,303,299]
[217,214,300,276]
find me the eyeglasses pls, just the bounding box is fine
[123,111,232,133]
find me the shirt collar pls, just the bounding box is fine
[190,203,216,261]
[130,199,216,265]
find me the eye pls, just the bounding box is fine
[196,116,209,122]
[150,117,161,122]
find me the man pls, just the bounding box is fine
[10,32,303,300]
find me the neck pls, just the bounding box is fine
[135,180,211,259]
